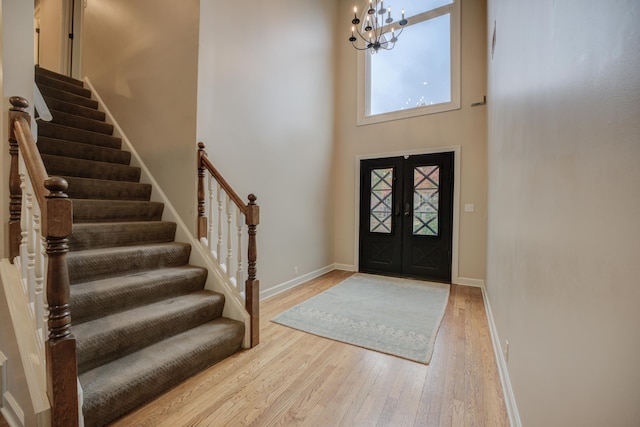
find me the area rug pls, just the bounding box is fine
[271,273,450,364]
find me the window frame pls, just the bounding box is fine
[356,0,461,126]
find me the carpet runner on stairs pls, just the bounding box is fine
[34,66,244,427]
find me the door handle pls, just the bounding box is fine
[404,202,410,216]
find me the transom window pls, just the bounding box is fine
[357,0,460,125]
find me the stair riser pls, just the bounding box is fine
[43,97,106,121]
[51,109,114,135]
[75,292,225,374]
[62,177,152,201]
[37,138,131,165]
[35,66,84,87]
[66,244,191,284]
[38,85,99,109]
[72,200,164,223]
[36,74,92,98]
[70,267,208,323]
[38,122,121,149]
[69,222,176,251]
[42,155,141,183]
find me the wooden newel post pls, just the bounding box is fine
[8,96,29,263]
[245,194,260,347]
[197,142,207,240]
[43,177,78,427]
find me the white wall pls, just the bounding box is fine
[333,0,488,282]
[196,0,337,291]
[486,1,640,426]
[81,0,200,233]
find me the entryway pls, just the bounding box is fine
[359,152,454,282]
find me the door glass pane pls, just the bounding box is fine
[370,168,394,233]
[413,166,439,236]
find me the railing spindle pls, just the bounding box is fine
[217,183,223,265]
[226,196,233,279]
[19,171,29,284]
[208,175,215,253]
[236,208,243,289]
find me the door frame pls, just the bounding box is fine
[353,145,461,284]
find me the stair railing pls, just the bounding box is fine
[197,142,260,347]
[8,96,79,427]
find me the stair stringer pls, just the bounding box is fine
[83,78,251,348]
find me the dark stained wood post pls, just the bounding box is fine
[245,194,260,347]
[8,97,29,262]
[197,142,207,240]
[43,176,78,427]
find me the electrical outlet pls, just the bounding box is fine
[504,339,509,362]
[294,266,298,277]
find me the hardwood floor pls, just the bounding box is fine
[112,270,508,426]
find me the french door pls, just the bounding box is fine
[359,152,454,282]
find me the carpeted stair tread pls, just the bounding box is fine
[72,199,164,222]
[66,242,191,284]
[79,318,244,427]
[69,221,177,251]
[42,96,106,121]
[35,66,84,87]
[62,176,152,201]
[37,85,99,109]
[49,109,113,135]
[74,290,226,374]
[38,122,121,149]
[37,137,131,165]
[36,73,92,98]
[42,154,141,182]
[71,266,208,324]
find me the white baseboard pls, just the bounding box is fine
[455,277,485,288]
[334,264,356,272]
[260,265,337,301]
[481,286,521,427]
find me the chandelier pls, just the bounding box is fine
[349,0,407,53]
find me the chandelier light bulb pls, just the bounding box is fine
[348,0,407,53]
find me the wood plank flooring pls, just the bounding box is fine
[112,270,508,426]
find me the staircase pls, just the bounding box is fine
[34,66,245,426]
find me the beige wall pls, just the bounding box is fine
[81,0,200,232]
[196,0,337,291]
[333,0,488,281]
[38,0,65,73]
[486,1,640,426]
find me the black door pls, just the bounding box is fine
[359,152,454,282]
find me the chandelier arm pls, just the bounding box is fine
[351,42,371,51]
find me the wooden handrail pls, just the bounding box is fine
[197,142,260,347]
[8,96,78,427]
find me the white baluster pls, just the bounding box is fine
[236,208,243,288]
[217,184,223,267]
[226,197,233,280]
[26,184,36,315]
[208,175,215,255]
[33,206,45,343]
[19,170,28,285]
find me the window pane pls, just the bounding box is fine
[369,13,451,116]
[370,168,394,233]
[413,166,439,236]
[399,0,453,19]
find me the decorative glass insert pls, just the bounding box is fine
[413,166,440,236]
[370,168,394,233]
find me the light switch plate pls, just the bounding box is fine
[464,204,475,212]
